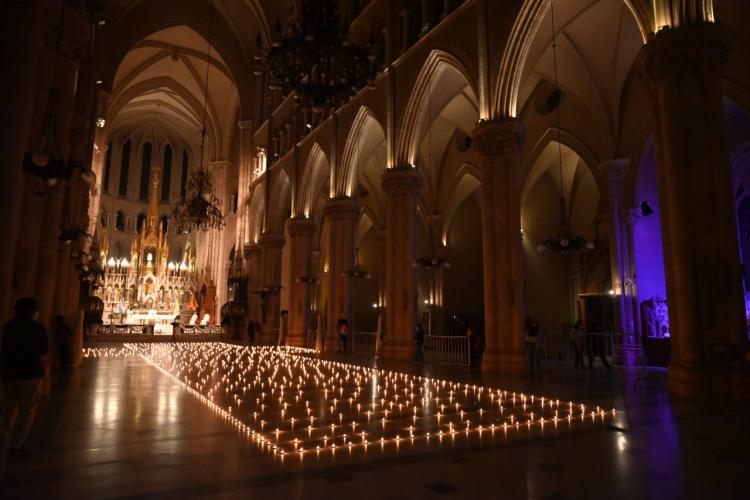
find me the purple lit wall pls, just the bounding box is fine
[632,139,667,319]
[724,97,750,332]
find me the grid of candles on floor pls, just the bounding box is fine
[84,343,616,459]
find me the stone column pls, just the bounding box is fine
[0,1,43,321]
[623,208,642,336]
[425,214,446,336]
[287,217,316,347]
[381,167,421,360]
[471,120,526,374]
[639,24,749,397]
[258,232,284,343]
[599,159,634,334]
[87,89,110,240]
[237,120,254,246]
[244,243,262,323]
[208,160,231,317]
[323,197,359,351]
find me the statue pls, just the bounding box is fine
[641,296,669,338]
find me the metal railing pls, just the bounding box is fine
[94,324,148,335]
[350,331,377,354]
[539,331,615,361]
[93,324,224,338]
[422,335,471,366]
[178,325,223,335]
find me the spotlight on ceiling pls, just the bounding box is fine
[640,201,654,217]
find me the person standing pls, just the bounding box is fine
[524,317,541,376]
[414,323,425,360]
[337,318,350,353]
[0,298,49,458]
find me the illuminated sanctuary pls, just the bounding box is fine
[1,0,749,497]
[95,164,201,329]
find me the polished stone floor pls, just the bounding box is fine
[2,343,749,499]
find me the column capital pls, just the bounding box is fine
[471,119,525,156]
[638,24,728,84]
[382,167,422,196]
[323,197,360,220]
[208,160,232,171]
[287,217,316,237]
[258,232,285,249]
[426,213,444,228]
[243,243,261,259]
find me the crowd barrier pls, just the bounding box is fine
[422,335,471,366]
[350,331,377,354]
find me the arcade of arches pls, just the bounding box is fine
[3,0,750,402]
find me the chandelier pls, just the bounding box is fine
[536,0,593,255]
[172,0,224,232]
[342,247,370,280]
[256,0,372,110]
[297,275,320,285]
[253,285,282,298]
[173,170,225,232]
[415,228,450,269]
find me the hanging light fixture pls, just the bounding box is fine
[23,1,95,195]
[342,247,370,280]
[415,227,450,269]
[252,285,283,298]
[254,1,372,112]
[536,0,594,254]
[172,0,225,233]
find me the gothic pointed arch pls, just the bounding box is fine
[338,106,386,197]
[397,50,478,167]
[297,143,330,218]
[492,0,652,120]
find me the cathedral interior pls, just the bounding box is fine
[0,0,749,497]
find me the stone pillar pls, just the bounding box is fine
[34,184,66,327]
[381,167,421,360]
[425,214,446,336]
[208,160,231,318]
[87,90,110,240]
[244,243,262,324]
[237,120,254,246]
[323,197,359,351]
[603,159,640,365]
[472,120,526,374]
[287,217,316,347]
[639,24,749,397]
[0,1,43,321]
[623,208,642,336]
[258,232,284,343]
[604,160,632,332]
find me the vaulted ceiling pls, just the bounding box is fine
[100,0,295,160]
